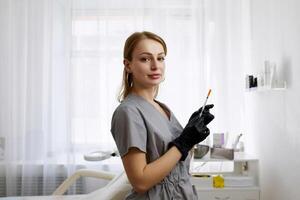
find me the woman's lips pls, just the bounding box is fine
[148,74,161,79]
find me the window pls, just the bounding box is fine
[70,5,201,149]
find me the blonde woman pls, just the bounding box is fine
[111,31,214,199]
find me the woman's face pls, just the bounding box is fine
[125,39,166,89]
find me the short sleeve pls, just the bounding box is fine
[111,105,147,157]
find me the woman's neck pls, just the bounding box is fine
[131,87,156,103]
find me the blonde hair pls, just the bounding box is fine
[118,31,167,102]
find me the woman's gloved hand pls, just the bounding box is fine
[169,104,214,161]
[189,104,215,125]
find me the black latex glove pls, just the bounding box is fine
[169,104,215,161]
[188,104,214,125]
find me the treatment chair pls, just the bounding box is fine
[53,169,132,200]
[1,169,131,200]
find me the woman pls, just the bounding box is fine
[111,31,214,199]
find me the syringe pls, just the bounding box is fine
[199,89,212,118]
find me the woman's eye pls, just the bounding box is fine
[140,57,151,62]
[158,57,165,62]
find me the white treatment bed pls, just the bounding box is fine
[0,169,131,200]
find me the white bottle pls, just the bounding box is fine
[232,133,243,151]
[270,63,277,88]
[238,141,244,152]
[264,60,271,88]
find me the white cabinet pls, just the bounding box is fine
[196,189,259,200]
[190,152,260,200]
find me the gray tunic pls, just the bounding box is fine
[111,94,198,200]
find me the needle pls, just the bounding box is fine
[199,89,212,118]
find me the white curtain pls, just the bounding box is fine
[0,0,250,196]
[200,0,251,144]
[0,0,77,196]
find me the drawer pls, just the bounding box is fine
[197,189,259,200]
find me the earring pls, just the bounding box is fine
[127,73,133,87]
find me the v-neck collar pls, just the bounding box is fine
[128,93,172,122]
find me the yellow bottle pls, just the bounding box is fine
[213,175,224,188]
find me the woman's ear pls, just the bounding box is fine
[123,59,132,73]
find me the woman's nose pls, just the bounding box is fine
[150,60,158,70]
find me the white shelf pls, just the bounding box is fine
[245,87,287,92]
[194,152,258,162]
[196,186,260,191]
[245,81,287,92]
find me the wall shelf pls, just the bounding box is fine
[245,86,286,92]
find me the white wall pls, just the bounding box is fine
[245,0,300,199]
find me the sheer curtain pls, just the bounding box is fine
[200,0,251,144]
[0,0,75,196]
[0,0,250,196]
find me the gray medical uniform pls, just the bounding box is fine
[111,94,198,200]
